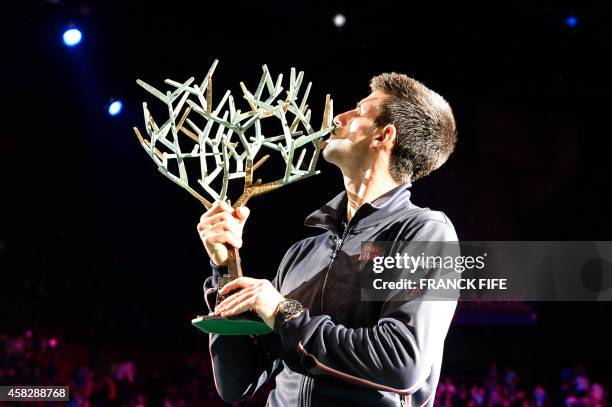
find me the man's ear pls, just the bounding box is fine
[373,124,396,150]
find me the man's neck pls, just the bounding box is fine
[342,171,401,222]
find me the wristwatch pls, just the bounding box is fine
[274,299,305,332]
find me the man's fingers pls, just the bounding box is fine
[199,200,233,223]
[219,283,258,307]
[217,200,234,213]
[204,232,242,249]
[200,211,240,230]
[219,276,258,295]
[198,204,249,234]
[221,297,255,317]
[201,201,226,219]
[235,206,250,223]
[196,202,251,267]
[201,222,243,244]
[217,284,259,312]
[200,203,234,223]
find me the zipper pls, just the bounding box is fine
[304,376,312,407]
[320,224,351,313]
[298,375,313,407]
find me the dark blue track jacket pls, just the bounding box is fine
[203,183,458,407]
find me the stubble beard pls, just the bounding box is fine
[321,140,344,167]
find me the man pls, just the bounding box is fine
[197,73,458,406]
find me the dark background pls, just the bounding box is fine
[1,0,612,398]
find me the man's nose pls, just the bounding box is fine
[333,114,343,127]
[333,110,353,127]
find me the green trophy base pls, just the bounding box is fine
[192,313,273,336]
[193,256,273,336]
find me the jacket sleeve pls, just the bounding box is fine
[275,219,458,394]
[204,261,284,403]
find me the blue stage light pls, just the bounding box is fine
[108,101,123,116]
[565,16,578,28]
[62,28,82,47]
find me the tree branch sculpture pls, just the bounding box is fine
[133,60,334,335]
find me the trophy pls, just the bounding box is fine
[133,60,334,335]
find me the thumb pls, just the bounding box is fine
[235,206,250,222]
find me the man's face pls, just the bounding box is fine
[321,90,387,169]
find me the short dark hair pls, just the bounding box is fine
[370,73,457,183]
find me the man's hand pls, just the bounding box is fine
[197,201,250,266]
[215,277,285,330]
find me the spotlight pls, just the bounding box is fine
[565,15,578,28]
[333,13,346,28]
[108,100,123,116]
[62,28,82,47]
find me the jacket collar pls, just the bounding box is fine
[304,183,413,234]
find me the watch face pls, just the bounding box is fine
[281,300,303,318]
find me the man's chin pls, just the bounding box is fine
[321,144,331,161]
[321,143,338,163]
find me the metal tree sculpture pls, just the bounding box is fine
[133,60,334,335]
[133,59,333,207]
